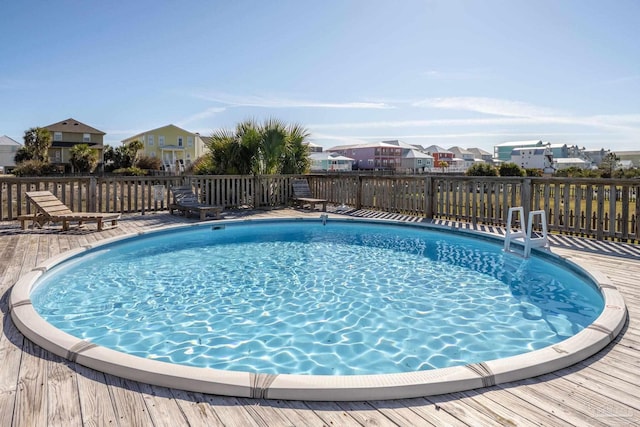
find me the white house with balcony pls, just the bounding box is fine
[309,152,354,172]
[511,146,554,172]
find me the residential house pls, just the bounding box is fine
[424,145,454,168]
[553,158,590,170]
[467,147,494,163]
[304,142,324,153]
[448,146,475,170]
[309,152,354,172]
[511,146,554,172]
[494,140,544,162]
[400,149,434,173]
[0,135,21,173]
[43,118,106,172]
[381,140,436,173]
[547,143,573,160]
[327,141,403,171]
[619,159,634,170]
[122,124,207,172]
[582,148,610,167]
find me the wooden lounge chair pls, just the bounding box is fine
[291,178,327,212]
[19,191,120,231]
[169,186,224,220]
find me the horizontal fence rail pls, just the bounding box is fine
[2,174,638,243]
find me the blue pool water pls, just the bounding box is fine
[31,220,604,375]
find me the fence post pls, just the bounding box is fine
[253,175,261,208]
[89,177,97,212]
[425,175,433,220]
[521,178,532,220]
[356,175,363,210]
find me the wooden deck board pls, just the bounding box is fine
[47,354,83,427]
[137,383,190,427]
[74,364,119,427]
[168,389,225,426]
[14,340,48,427]
[104,375,155,426]
[366,398,443,426]
[1,209,640,426]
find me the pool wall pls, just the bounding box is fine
[9,217,627,401]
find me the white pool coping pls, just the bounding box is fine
[9,217,628,401]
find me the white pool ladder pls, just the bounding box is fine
[504,207,550,257]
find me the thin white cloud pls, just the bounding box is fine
[336,115,636,131]
[413,97,559,118]
[192,93,394,110]
[177,107,227,127]
[309,117,543,130]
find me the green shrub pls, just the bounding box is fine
[189,155,216,175]
[499,162,525,177]
[112,167,147,176]
[135,155,162,170]
[466,163,498,176]
[12,160,61,176]
[525,168,543,177]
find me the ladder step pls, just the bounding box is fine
[504,207,549,257]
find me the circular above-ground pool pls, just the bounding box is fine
[10,217,627,401]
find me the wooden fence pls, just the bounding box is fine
[1,174,638,242]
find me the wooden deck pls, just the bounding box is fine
[1,208,639,426]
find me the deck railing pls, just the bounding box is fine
[1,174,638,242]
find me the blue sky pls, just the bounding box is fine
[1,0,638,153]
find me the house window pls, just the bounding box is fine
[148,135,154,146]
[158,136,165,147]
[150,152,156,157]
[177,136,183,147]
[54,132,62,141]
[417,159,423,165]
[187,136,193,147]
[83,133,91,142]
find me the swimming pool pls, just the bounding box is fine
[10,217,627,401]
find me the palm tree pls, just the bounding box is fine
[258,118,287,175]
[281,123,311,174]
[208,121,260,174]
[127,139,144,164]
[70,144,99,173]
[21,127,52,162]
[205,119,311,175]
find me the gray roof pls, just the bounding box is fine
[44,118,105,135]
[0,135,21,146]
[495,140,543,147]
[310,152,354,161]
[424,145,452,153]
[448,146,473,155]
[403,149,433,159]
[328,141,401,151]
[467,147,491,156]
[382,140,424,150]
